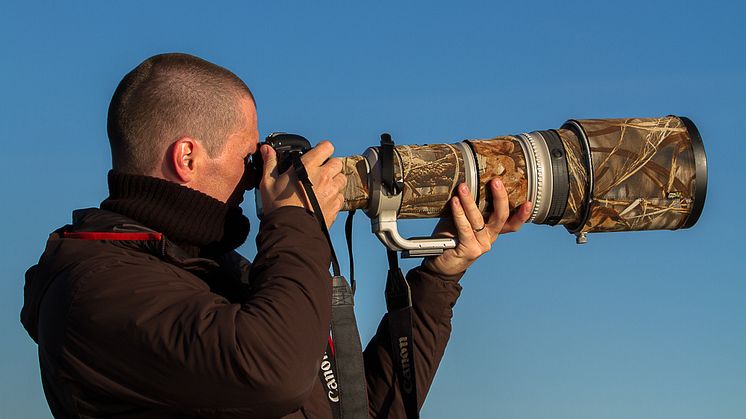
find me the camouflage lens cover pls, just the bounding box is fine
[339,115,706,236]
[563,116,705,233]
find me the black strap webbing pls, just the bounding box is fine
[379,133,419,418]
[345,209,357,294]
[330,275,368,418]
[291,152,341,276]
[379,133,402,195]
[318,340,342,419]
[291,153,368,419]
[385,250,419,419]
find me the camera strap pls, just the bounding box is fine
[290,153,368,419]
[385,250,419,419]
[379,134,419,418]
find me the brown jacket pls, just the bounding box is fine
[21,206,462,418]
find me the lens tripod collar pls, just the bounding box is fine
[363,136,458,258]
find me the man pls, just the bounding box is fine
[21,53,532,418]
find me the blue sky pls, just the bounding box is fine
[1,1,745,418]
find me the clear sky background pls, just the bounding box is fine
[1,1,744,418]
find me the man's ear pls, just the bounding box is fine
[170,137,199,183]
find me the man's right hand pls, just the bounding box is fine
[258,141,347,228]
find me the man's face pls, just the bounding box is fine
[200,97,259,203]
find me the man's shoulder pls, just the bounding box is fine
[33,208,224,301]
[22,208,204,342]
[41,207,168,270]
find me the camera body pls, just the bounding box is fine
[252,132,312,218]
[251,132,312,178]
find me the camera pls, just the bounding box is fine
[251,132,312,218]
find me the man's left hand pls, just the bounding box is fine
[423,178,532,276]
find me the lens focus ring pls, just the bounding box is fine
[518,132,553,224]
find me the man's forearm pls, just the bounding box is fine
[363,265,463,418]
[241,206,334,409]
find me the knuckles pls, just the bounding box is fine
[336,173,348,189]
[318,171,332,185]
[326,157,343,172]
[316,158,344,186]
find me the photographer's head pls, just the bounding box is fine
[107,53,258,203]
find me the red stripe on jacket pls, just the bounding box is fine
[62,232,163,241]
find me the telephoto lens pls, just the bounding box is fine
[340,116,706,245]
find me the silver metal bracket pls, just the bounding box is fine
[363,142,477,258]
[372,214,456,258]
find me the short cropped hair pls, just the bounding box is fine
[107,53,254,174]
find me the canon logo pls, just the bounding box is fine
[320,354,340,403]
[398,337,413,393]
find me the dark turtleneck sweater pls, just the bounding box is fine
[100,170,250,258]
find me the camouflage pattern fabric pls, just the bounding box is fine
[571,116,697,233]
[558,128,588,226]
[396,143,468,218]
[341,141,529,219]
[341,155,369,212]
[340,116,700,232]
[467,138,529,217]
